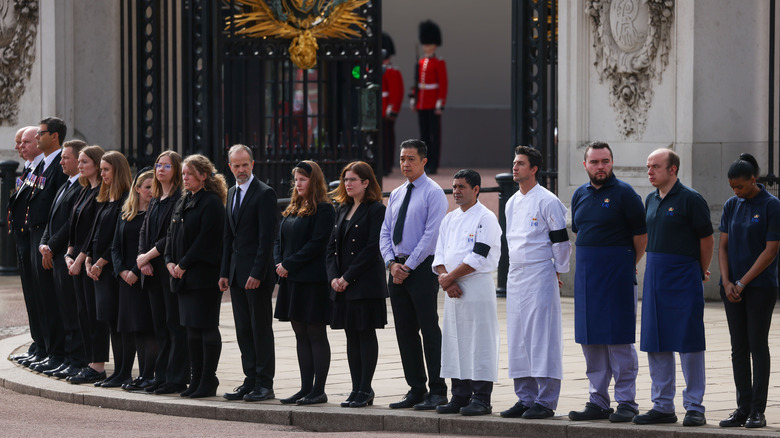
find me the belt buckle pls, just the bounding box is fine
[395,255,408,264]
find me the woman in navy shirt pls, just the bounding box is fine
[718,153,780,429]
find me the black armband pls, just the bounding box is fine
[473,242,491,257]
[548,229,569,243]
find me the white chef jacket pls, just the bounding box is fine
[504,183,572,379]
[432,201,501,381]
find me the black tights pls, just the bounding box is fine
[107,321,135,382]
[345,328,378,393]
[135,332,159,380]
[187,327,222,388]
[291,321,330,397]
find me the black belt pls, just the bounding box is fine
[395,255,409,264]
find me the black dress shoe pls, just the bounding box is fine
[633,409,677,424]
[719,408,747,427]
[68,367,107,385]
[33,359,63,373]
[279,389,307,404]
[52,365,82,379]
[683,410,706,426]
[341,391,358,408]
[436,401,467,414]
[10,352,32,361]
[389,391,426,409]
[223,383,253,400]
[21,355,43,367]
[413,394,448,410]
[350,391,374,408]
[522,403,555,419]
[297,393,328,405]
[609,403,639,423]
[569,402,613,421]
[100,377,131,388]
[154,383,187,395]
[500,402,530,418]
[122,377,149,391]
[745,410,766,428]
[43,363,69,377]
[244,386,275,402]
[460,399,492,416]
[144,380,164,393]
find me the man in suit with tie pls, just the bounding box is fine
[379,139,449,409]
[9,126,45,366]
[25,118,69,373]
[39,140,88,378]
[219,144,279,402]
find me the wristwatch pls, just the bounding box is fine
[735,280,746,289]
[385,260,395,269]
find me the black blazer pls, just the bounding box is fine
[7,164,36,235]
[111,215,143,278]
[40,178,81,254]
[165,190,225,293]
[68,184,100,254]
[27,157,68,229]
[220,178,278,288]
[274,201,335,283]
[326,201,389,301]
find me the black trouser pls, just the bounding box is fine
[721,285,777,413]
[13,230,45,356]
[230,283,275,389]
[450,378,494,405]
[147,260,189,385]
[73,268,110,363]
[382,118,396,175]
[30,226,66,361]
[417,109,441,173]
[52,254,87,367]
[389,255,446,396]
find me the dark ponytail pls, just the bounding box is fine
[727,153,759,179]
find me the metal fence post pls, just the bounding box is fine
[0,160,19,275]
[495,172,517,297]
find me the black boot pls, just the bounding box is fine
[180,330,203,398]
[188,328,221,399]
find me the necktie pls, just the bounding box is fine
[55,180,72,206]
[392,183,414,245]
[232,186,242,222]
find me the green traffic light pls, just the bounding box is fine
[351,65,360,79]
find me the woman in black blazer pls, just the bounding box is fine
[65,145,106,384]
[136,150,188,395]
[86,151,132,388]
[111,169,156,391]
[274,160,335,405]
[165,154,226,399]
[326,161,388,408]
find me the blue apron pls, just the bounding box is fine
[640,252,706,353]
[574,245,636,344]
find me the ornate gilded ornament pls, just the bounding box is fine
[229,0,369,70]
[0,0,38,125]
[586,0,674,139]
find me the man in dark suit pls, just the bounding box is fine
[39,140,88,378]
[8,126,44,364]
[25,117,69,373]
[219,144,278,402]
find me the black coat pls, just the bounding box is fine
[164,190,225,293]
[68,185,100,254]
[26,157,68,229]
[274,201,335,283]
[139,190,182,257]
[40,178,82,255]
[326,201,389,301]
[220,178,278,288]
[111,214,143,278]
[7,163,38,235]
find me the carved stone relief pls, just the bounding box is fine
[0,0,38,126]
[586,0,674,139]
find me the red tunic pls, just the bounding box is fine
[382,65,404,118]
[415,56,448,111]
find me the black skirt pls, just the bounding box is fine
[274,278,332,325]
[331,294,387,330]
[117,280,154,333]
[178,288,223,328]
[94,272,119,323]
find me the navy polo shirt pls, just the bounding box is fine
[571,174,647,246]
[645,180,713,260]
[719,185,780,288]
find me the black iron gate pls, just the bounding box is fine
[120,0,382,195]
[512,0,558,193]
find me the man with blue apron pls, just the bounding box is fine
[500,146,571,420]
[569,142,647,423]
[634,149,714,427]
[432,170,501,417]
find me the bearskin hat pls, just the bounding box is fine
[418,20,442,46]
[382,32,395,59]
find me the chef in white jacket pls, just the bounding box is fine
[432,169,501,417]
[500,146,572,420]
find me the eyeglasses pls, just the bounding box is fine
[155,163,172,170]
[36,130,50,136]
[343,177,364,183]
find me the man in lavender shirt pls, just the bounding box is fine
[380,139,449,410]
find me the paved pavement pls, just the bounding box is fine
[2,168,780,436]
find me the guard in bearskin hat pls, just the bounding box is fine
[382,32,404,176]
